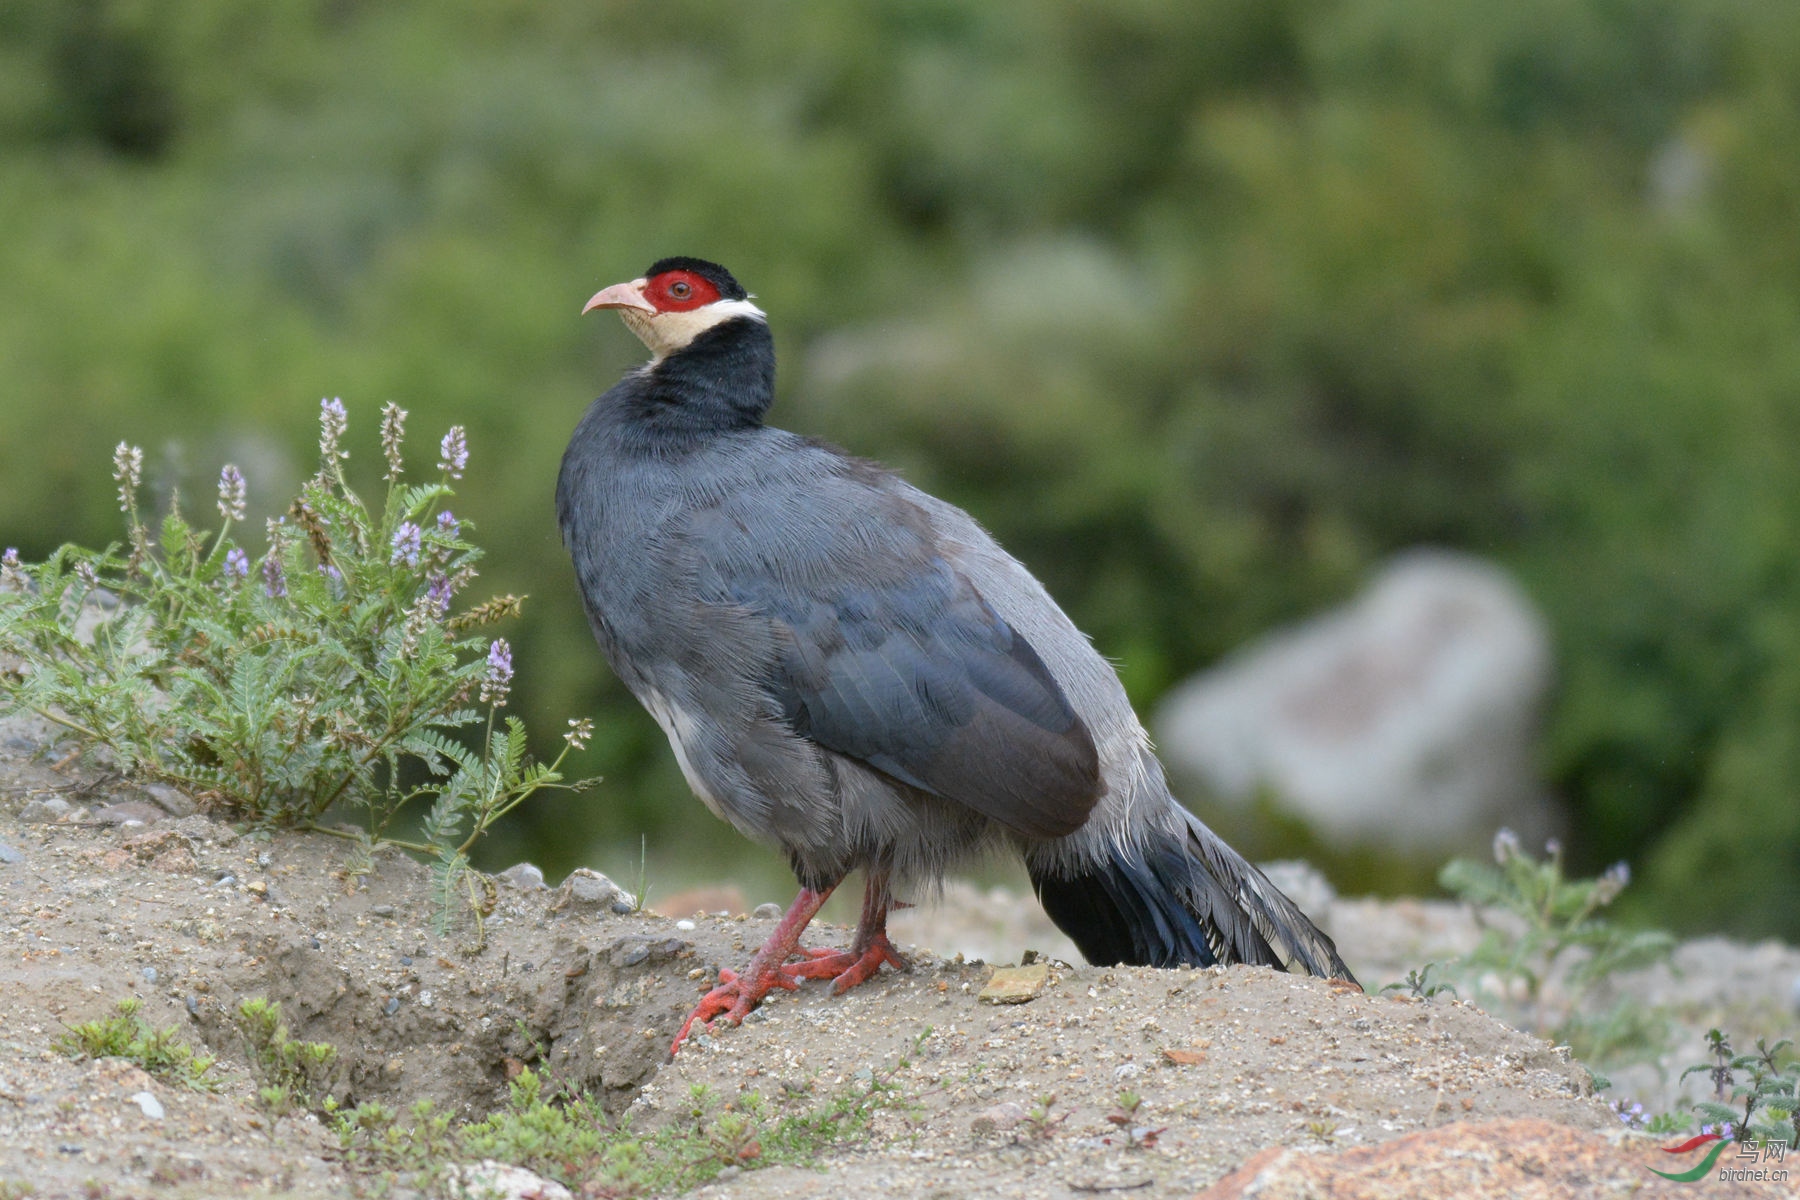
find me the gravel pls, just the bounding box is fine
[0,713,1792,1198]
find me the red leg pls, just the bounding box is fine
[782,870,911,993]
[671,885,832,1054]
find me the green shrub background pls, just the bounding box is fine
[3,0,1797,936]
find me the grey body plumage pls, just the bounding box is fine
[560,260,1354,1016]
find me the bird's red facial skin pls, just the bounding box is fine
[643,270,722,313]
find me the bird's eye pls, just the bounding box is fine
[669,281,692,300]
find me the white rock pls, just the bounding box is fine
[497,862,547,891]
[546,868,628,914]
[130,1091,164,1120]
[442,1159,572,1200]
[1155,549,1556,853]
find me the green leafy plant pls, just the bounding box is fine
[455,1067,624,1186]
[328,1097,458,1177]
[234,997,338,1117]
[1436,830,1675,1066]
[346,1035,926,1196]
[53,998,217,1091]
[1643,1109,1693,1136]
[0,400,598,923]
[1381,962,1458,1002]
[1104,1089,1161,1150]
[1022,1093,1064,1141]
[1681,1029,1798,1149]
[229,1020,929,1196]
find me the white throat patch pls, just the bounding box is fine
[621,298,767,360]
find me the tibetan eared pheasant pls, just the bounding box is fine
[557,257,1357,1052]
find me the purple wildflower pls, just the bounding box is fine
[319,397,349,465]
[380,402,408,480]
[112,443,144,513]
[1492,828,1520,865]
[439,426,468,479]
[1610,1099,1646,1129]
[263,553,288,599]
[428,512,461,566]
[224,548,249,579]
[2,548,19,569]
[1595,861,1631,904]
[426,573,454,616]
[390,522,423,568]
[480,638,513,707]
[217,465,247,522]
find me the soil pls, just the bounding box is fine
[0,710,1794,1199]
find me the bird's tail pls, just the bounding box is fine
[1030,806,1356,984]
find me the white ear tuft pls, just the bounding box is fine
[623,299,768,360]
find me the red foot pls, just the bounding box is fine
[671,884,834,1055]
[782,934,910,993]
[671,962,800,1050]
[667,872,910,1056]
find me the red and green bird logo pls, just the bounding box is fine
[1650,1132,1731,1182]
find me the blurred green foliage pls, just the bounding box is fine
[2,0,1797,936]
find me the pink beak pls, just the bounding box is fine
[582,279,656,315]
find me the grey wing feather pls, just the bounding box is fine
[691,474,1103,839]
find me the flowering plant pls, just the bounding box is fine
[0,400,596,932]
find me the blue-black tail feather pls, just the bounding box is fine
[1032,808,1356,983]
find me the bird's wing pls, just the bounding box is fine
[685,465,1102,840]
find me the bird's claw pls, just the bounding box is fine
[781,933,910,993]
[670,961,809,1055]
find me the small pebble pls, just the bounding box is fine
[256,852,272,867]
[214,873,237,888]
[130,1092,164,1120]
[371,905,396,918]
[0,840,23,865]
[547,868,627,912]
[384,997,401,1016]
[19,796,72,823]
[310,937,322,950]
[140,782,194,817]
[140,967,158,984]
[497,862,547,891]
[675,919,696,931]
[753,902,783,920]
[92,801,159,827]
[185,995,199,1016]
[610,899,635,915]
[399,955,413,966]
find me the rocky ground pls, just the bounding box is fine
[0,711,1794,1199]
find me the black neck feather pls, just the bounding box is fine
[623,317,775,442]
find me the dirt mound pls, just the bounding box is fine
[0,721,1759,1199]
